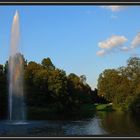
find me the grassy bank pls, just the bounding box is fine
[95,103,115,111]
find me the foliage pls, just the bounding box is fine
[129,94,140,114]
[41,58,55,70]
[0,64,7,118]
[0,55,97,118]
[2,54,140,118]
[97,56,140,112]
[67,73,92,107]
[23,56,94,114]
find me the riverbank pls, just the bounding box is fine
[27,103,116,120]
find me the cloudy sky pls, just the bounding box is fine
[0,6,140,89]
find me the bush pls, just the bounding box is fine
[129,94,140,114]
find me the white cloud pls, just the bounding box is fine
[120,46,130,52]
[96,50,106,56]
[97,35,128,56]
[131,32,140,48]
[97,32,140,57]
[101,6,127,12]
[98,35,127,49]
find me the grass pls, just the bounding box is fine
[95,103,115,111]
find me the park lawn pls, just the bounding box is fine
[95,103,115,111]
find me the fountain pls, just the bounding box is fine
[8,10,26,122]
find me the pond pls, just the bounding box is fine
[0,111,140,137]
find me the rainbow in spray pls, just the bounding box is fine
[8,10,25,121]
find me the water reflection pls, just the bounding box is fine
[97,111,140,136]
[0,118,106,136]
[63,117,107,135]
[0,112,140,136]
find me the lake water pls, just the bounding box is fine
[0,111,140,137]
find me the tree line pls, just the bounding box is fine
[98,57,140,113]
[0,54,105,119]
[1,54,140,119]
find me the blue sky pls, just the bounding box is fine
[0,6,140,89]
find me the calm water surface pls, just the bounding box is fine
[0,111,140,137]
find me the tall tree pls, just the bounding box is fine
[41,58,55,70]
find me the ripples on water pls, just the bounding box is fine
[0,117,107,137]
[0,112,140,137]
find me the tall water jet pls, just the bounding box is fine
[8,10,25,121]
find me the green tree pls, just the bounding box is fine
[41,57,55,70]
[97,57,140,111]
[24,61,42,85]
[24,61,43,106]
[125,57,140,80]
[97,69,121,102]
[0,64,7,118]
[47,69,68,105]
[4,61,8,74]
[67,73,92,105]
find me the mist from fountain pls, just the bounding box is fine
[8,10,26,122]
